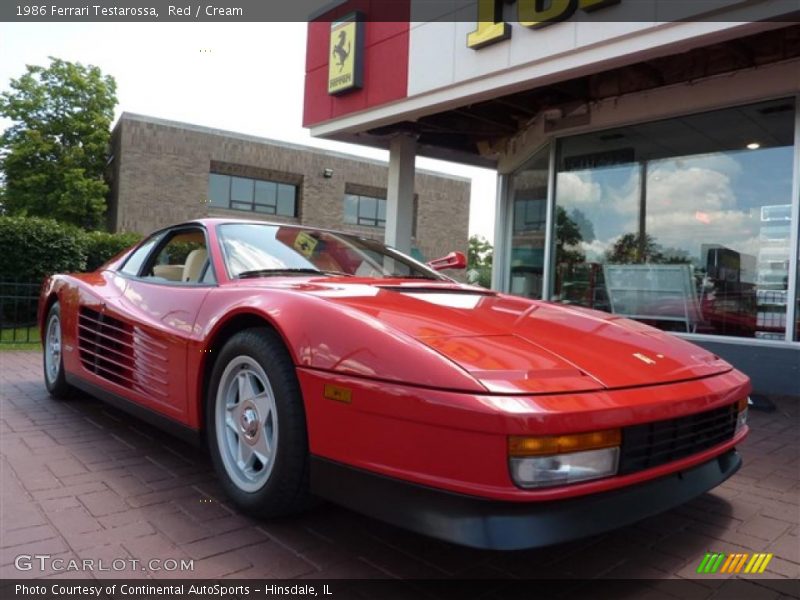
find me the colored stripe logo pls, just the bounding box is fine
[697,552,774,574]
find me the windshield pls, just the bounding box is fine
[217,223,445,281]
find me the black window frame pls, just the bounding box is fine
[117,224,217,287]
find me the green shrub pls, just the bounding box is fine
[84,230,142,271]
[0,216,144,281]
[0,216,87,281]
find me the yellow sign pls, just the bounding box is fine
[468,0,620,49]
[293,232,319,258]
[328,13,363,95]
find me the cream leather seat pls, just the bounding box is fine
[182,248,208,282]
[153,264,184,281]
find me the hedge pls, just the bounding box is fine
[0,216,143,281]
[85,230,143,271]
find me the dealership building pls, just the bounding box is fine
[304,2,800,394]
[106,113,471,264]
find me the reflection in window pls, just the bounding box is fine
[217,223,442,281]
[207,173,297,217]
[551,98,796,340]
[510,145,550,299]
[344,193,386,228]
[208,174,230,208]
[514,199,547,233]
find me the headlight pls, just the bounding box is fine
[508,430,620,489]
[510,447,619,488]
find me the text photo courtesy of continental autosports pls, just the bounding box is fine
[0,1,798,599]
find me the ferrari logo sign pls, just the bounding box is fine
[293,231,318,258]
[328,13,364,95]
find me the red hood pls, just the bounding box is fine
[298,280,732,394]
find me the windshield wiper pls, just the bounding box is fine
[237,268,357,279]
[237,268,325,279]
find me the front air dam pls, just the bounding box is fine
[310,450,742,550]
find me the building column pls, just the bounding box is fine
[385,134,417,254]
[491,174,510,291]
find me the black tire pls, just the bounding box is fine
[206,327,312,517]
[43,302,72,399]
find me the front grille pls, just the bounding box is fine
[618,404,738,475]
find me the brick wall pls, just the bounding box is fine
[109,114,470,262]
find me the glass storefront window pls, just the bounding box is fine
[551,98,796,339]
[509,145,550,299]
[796,259,800,341]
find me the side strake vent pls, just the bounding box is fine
[78,307,134,385]
[78,307,169,399]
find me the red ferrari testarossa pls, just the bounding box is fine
[39,219,750,549]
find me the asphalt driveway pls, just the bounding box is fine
[1,350,797,595]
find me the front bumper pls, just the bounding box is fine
[310,449,742,550]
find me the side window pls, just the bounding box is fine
[200,262,216,284]
[142,229,210,284]
[120,236,161,276]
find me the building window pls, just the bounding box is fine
[208,173,297,217]
[547,98,796,340]
[344,193,386,228]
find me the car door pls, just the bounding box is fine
[101,225,216,424]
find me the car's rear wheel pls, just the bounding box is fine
[206,327,311,517]
[43,302,71,399]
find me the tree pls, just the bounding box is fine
[569,208,595,243]
[555,206,585,265]
[604,232,691,265]
[467,235,493,288]
[0,57,117,229]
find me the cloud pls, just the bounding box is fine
[555,172,602,205]
[579,239,609,262]
[558,153,788,268]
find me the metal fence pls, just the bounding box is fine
[0,279,41,344]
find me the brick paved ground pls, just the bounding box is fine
[1,350,798,593]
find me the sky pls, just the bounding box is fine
[0,22,498,241]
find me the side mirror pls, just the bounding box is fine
[427,251,467,271]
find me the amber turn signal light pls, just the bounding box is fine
[323,383,352,404]
[509,429,621,457]
[737,397,749,412]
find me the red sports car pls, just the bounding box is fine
[38,219,750,550]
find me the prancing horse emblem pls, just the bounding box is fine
[633,352,657,365]
[332,30,351,72]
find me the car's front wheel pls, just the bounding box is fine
[206,327,311,517]
[43,302,72,399]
